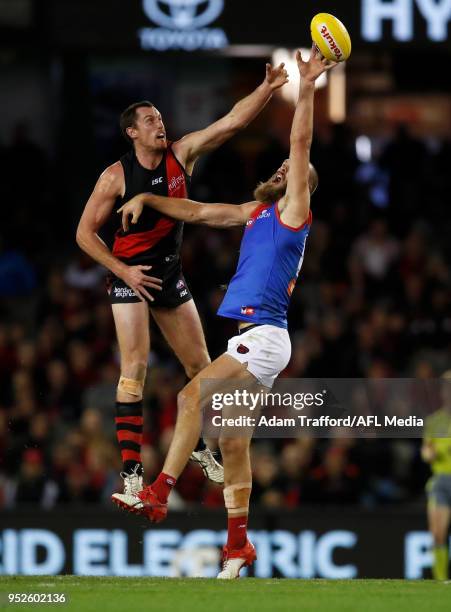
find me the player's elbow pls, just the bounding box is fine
[76,223,90,251]
[75,225,84,248]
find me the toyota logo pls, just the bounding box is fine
[143,0,224,30]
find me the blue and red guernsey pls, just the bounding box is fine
[217,202,312,329]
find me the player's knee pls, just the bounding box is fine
[219,437,249,459]
[117,360,148,400]
[184,351,211,379]
[177,384,199,417]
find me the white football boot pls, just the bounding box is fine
[111,465,144,508]
[190,447,224,484]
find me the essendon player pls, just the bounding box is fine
[76,63,289,504]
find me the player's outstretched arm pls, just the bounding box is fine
[172,63,289,175]
[118,194,258,230]
[278,46,336,228]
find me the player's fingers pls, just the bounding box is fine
[131,286,146,303]
[138,285,154,302]
[296,49,303,64]
[122,212,129,233]
[138,265,152,271]
[141,274,162,286]
[279,62,285,69]
[325,61,338,71]
[311,43,318,57]
[142,279,163,291]
[132,211,139,224]
[117,205,123,213]
[265,63,271,75]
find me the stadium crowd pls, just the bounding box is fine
[0,118,450,510]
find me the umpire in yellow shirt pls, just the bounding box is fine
[422,371,451,580]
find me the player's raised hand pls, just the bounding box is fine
[117,195,145,233]
[296,45,337,83]
[118,264,163,303]
[265,62,289,90]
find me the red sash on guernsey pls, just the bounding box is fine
[112,147,187,260]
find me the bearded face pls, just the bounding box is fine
[254,160,289,203]
[254,160,318,203]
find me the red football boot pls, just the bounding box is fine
[112,485,167,523]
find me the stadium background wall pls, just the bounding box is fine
[6,0,451,50]
[0,509,447,579]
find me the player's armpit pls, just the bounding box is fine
[277,190,311,229]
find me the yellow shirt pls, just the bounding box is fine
[424,408,451,475]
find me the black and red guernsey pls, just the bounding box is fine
[112,144,190,265]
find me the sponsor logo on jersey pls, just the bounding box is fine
[179,289,188,298]
[168,174,185,194]
[241,306,255,316]
[257,209,271,220]
[237,344,249,354]
[246,207,271,228]
[152,177,163,185]
[176,279,185,290]
[114,287,137,299]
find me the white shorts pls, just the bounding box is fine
[226,324,291,388]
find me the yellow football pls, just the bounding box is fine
[310,13,352,62]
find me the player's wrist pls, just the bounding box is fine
[112,260,128,278]
[301,77,316,88]
[260,80,274,95]
[141,192,155,206]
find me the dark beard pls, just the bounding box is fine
[253,180,286,203]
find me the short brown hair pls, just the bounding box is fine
[119,101,154,144]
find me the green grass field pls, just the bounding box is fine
[0,577,449,612]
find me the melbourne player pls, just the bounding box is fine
[422,371,451,580]
[76,64,289,502]
[114,47,336,578]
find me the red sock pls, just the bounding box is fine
[227,515,248,550]
[151,472,176,503]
